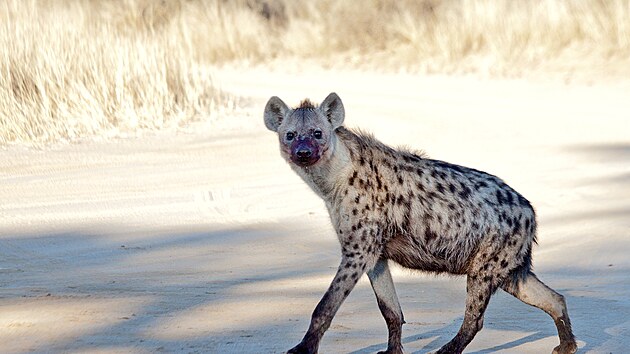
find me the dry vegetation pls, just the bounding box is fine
[2,0,629,145]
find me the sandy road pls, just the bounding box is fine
[1,67,629,353]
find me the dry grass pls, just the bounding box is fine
[0,0,230,145]
[2,0,629,145]
[219,0,630,75]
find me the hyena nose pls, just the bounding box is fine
[297,149,312,158]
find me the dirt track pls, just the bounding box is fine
[1,68,629,353]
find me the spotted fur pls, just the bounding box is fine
[264,93,577,354]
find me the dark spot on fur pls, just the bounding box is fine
[449,183,456,193]
[483,275,492,282]
[459,184,472,199]
[344,289,350,296]
[352,209,358,216]
[513,220,521,234]
[496,190,505,204]
[506,191,514,205]
[359,156,365,166]
[436,182,445,194]
[475,180,488,189]
[501,259,509,268]
[403,154,421,163]
[398,176,403,185]
[400,165,415,172]
[349,171,357,186]
[425,227,437,242]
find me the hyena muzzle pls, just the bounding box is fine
[264,93,577,354]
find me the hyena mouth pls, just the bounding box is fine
[291,154,320,167]
[291,141,320,167]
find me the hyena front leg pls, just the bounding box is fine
[288,254,371,354]
[367,258,404,354]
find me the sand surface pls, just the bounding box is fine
[1,68,629,353]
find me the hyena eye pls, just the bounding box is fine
[286,132,295,141]
[313,130,323,139]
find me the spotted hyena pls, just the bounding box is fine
[263,93,577,354]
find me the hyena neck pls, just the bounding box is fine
[292,129,353,199]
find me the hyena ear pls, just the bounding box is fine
[320,92,345,128]
[264,96,290,132]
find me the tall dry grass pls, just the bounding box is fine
[0,0,231,145]
[2,0,629,144]
[187,0,630,67]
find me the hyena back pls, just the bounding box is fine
[264,93,577,354]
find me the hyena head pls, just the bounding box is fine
[264,92,345,167]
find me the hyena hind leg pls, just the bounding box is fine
[435,274,497,354]
[501,271,577,354]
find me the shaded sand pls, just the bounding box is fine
[1,68,629,353]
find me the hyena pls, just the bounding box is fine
[264,93,577,354]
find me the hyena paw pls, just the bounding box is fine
[434,341,462,354]
[552,341,578,354]
[377,346,404,354]
[287,342,316,354]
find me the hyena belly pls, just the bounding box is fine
[379,158,537,276]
